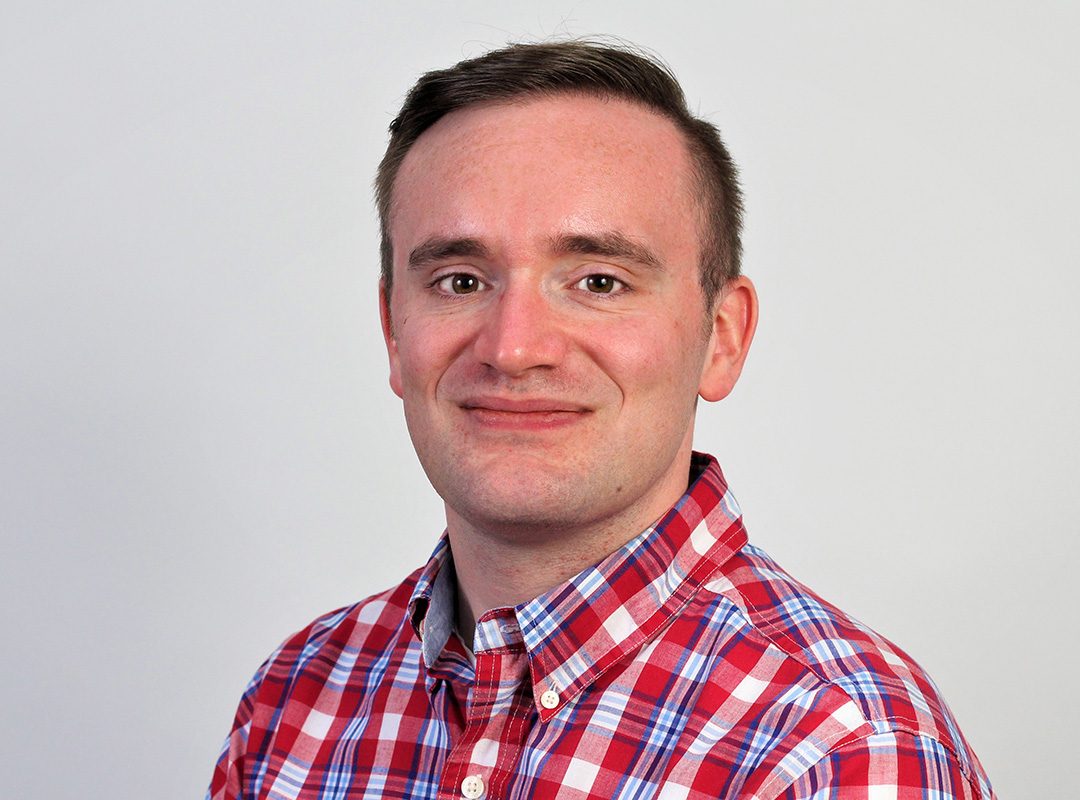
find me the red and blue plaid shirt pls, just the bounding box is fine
[209,453,994,799]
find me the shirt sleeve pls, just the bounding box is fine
[206,657,274,800]
[771,730,994,800]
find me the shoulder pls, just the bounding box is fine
[706,543,994,797]
[207,570,424,799]
[768,730,995,799]
[253,569,423,698]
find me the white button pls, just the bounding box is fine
[540,689,559,709]
[461,774,485,799]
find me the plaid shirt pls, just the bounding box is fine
[209,453,994,799]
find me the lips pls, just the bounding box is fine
[460,396,588,413]
[457,395,590,430]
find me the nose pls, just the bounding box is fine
[472,283,568,377]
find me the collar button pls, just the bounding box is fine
[540,689,560,709]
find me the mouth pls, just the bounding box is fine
[458,396,590,430]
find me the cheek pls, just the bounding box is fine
[589,316,704,400]
[394,318,472,394]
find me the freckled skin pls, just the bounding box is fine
[381,95,756,620]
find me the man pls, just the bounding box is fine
[209,41,995,799]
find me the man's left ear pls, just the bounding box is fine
[698,275,759,402]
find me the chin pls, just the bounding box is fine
[438,467,597,534]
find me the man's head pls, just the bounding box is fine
[377,41,757,547]
[376,40,744,312]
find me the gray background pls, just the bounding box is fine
[3,2,1077,797]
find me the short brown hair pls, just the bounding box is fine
[375,40,743,308]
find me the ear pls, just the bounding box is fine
[698,275,758,402]
[379,279,404,399]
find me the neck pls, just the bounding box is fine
[447,452,694,648]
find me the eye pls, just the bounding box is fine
[576,274,626,295]
[435,273,485,295]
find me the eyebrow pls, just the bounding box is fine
[407,237,492,271]
[405,231,664,271]
[550,231,663,270]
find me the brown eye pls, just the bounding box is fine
[585,275,614,293]
[436,274,484,295]
[451,275,479,294]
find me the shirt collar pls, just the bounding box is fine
[408,452,748,720]
[408,537,456,670]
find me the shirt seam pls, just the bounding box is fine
[756,728,988,800]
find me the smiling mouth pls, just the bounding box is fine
[459,397,590,430]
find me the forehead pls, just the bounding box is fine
[389,94,701,262]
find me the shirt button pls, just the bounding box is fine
[461,774,485,799]
[540,689,559,709]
